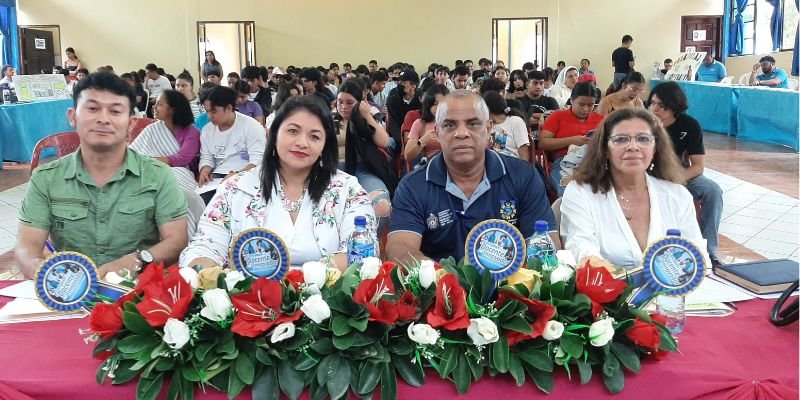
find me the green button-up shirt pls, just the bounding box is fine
[19,148,188,265]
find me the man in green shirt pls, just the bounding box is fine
[16,72,188,279]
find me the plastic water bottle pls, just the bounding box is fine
[347,216,377,266]
[656,229,686,334]
[526,220,557,272]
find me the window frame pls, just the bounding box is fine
[731,0,795,55]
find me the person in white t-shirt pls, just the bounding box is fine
[198,86,267,202]
[482,90,530,161]
[144,63,171,100]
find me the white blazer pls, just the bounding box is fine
[560,174,708,269]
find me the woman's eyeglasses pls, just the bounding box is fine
[608,134,656,147]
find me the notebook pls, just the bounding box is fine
[713,259,799,295]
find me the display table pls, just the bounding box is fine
[0,281,796,400]
[0,99,74,163]
[649,79,800,152]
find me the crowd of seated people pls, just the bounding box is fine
[15,53,732,286]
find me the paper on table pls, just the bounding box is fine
[0,297,87,324]
[708,273,800,299]
[686,276,756,304]
[0,280,36,300]
[195,177,223,195]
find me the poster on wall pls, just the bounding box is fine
[34,38,46,50]
[664,52,706,82]
[11,75,70,102]
[692,30,706,41]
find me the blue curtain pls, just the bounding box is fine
[0,2,19,70]
[793,0,799,76]
[767,0,784,51]
[729,0,749,55]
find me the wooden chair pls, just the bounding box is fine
[128,117,156,143]
[30,132,81,174]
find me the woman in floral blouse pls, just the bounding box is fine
[180,95,376,271]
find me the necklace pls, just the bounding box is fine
[277,181,306,213]
[617,193,637,221]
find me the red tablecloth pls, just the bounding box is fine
[0,281,797,400]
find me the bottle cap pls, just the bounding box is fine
[354,216,367,226]
[534,220,549,233]
[666,229,681,236]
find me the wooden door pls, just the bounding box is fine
[19,28,55,74]
[681,16,723,60]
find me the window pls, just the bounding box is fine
[732,0,797,54]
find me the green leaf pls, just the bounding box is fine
[167,372,182,400]
[491,337,510,373]
[252,367,280,400]
[357,361,382,395]
[234,353,255,385]
[195,342,214,362]
[658,328,679,352]
[96,359,110,384]
[441,346,459,377]
[602,360,625,394]
[331,314,354,336]
[380,361,397,400]
[500,315,532,334]
[516,348,553,372]
[217,336,235,355]
[524,364,554,394]
[255,348,273,366]
[227,366,247,399]
[480,266,494,303]
[123,301,138,313]
[602,353,620,377]
[136,373,164,400]
[508,355,525,386]
[278,359,304,400]
[117,335,153,354]
[310,337,335,355]
[180,372,195,400]
[610,342,641,373]
[576,359,592,384]
[454,351,472,394]
[466,350,483,381]
[92,338,116,359]
[316,354,334,386]
[349,315,369,332]
[325,356,351,400]
[181,366,201,382]
[392,353,424,387]
[122,310,155,336]
[111,359,139,384]
[294,354,318,371]
[559,333,585,359]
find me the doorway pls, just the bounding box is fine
[197,21,256,84]
[492,18,548,70]
[18,25,61,74]
[680,16,723,59]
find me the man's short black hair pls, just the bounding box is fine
[145,63,158,72]
[370,71,388,83]
[241,66,262,81]
[73,72,137,115]
[759,55,776,63]
[300,68,322,83]
[343,63,352,68]
[522,62,535,71]
[355,64,369,75]
[557,61,566,67]
[664,58,673,64]
[479,58,491,66]
[369,60,378,65]
[204,85,237,109]
[329,62,339,69]
[452,66,469,77]
[527,70,546,81]
[464,59,473,65]
[259,66,269,81]
[480,78,506,94]
[648,81,688,114]
[622,34,633,43]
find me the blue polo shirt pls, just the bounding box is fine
[389,150,555,261]
[695,61,726,82]
[756,68,789,88]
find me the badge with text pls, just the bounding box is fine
[465,219,526,281]
[230,228,290,280]
[631,234,706,306]
[35,252,98,312]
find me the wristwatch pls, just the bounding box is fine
[417,139,424,148]
[134,249,154,269]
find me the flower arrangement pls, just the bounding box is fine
[87,253,677,400]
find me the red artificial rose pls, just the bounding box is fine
[231,278,301,338]
[353,270,398,325]
[380,261,398,276]
[396,291,418,322]
[575,262,628,317]
[284,269,305,290]
[89,302,123,339]
[134,262,165,293]
[426,274,470,330]
[135,266,194,327]
[497,291,557,346]
[625,318,661,349]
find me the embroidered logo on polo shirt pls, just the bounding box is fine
[426,213,439,230]
[499,200,517,224]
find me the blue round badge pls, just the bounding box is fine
[630,235,706,306]
[230,228,290,280]
[465,219,526,281]
[35,252,98,312]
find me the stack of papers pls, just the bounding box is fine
[0,281,87,324]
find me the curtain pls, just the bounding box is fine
[767,0,784,51]
[0,3,19,70]
[729,0,750,55]
[793,0,799,76]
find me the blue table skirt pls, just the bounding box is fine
[736,87,800,152]
[650,79,738,135]
[0,99,74,163]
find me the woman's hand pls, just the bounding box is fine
[197,166,213,186]
[358,101,372,120]
[420,129,437,146]
[579,255,615,272]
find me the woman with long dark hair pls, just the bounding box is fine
[482,90,530,161]
[405,84,449,163]
[181,95,376,271]
[202,50,223,83]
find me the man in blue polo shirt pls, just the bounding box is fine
[386,90,557,264]
[749,55,789,88]
[695,53,726,83]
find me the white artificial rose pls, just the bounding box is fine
[179,267,201,290]
[223,270,245,290]
[200,288,233,322]
[549,264,574,284]
[555,250,577,268]
[407,323,440,345]
[300,294,331,324]
[270,322,296,343]
[302,261,327,288]
[466,317,500,346]
[359,257,382,280]
[542,320,565,341]
[418,260,437,289]
[589,318,616,347]
[163,318,190,350]
[104,271,126,285]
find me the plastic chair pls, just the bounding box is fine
[183,188,206,237]
[128,117,156,143]
[30,132,81,174]
[788,79,798,91]
[738,73,752,85]
[720,76,733,84]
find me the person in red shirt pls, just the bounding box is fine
[539,81,604,196]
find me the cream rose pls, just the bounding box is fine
[302,261,328,288]
[270,322,296,343]
[589,318,616,347]
[223,270,245,290]
[466,317,500,346]
[300,294,331,324]
[549,264,574,284]
[359,257,382,280]
[542,320,565,341]
[418,260,437,289]
[179,267,201,289]
[163,318,190,350]
[407,323,440,345]
[200,288,232,322]
[197,266,223,290]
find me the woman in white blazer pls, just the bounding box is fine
[180,96,376,271]
[560,108,707,269]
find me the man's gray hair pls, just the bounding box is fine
[435,89,490,126]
